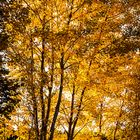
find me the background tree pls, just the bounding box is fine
[0,0,21,139]
[0,0,20,120]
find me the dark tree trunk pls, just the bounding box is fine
[49,53,64,140]
[30,39,39,140]
[71,87,86,139]
[67,85,75,140]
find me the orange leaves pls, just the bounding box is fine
[3,0,140,139]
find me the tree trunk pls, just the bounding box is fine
[113,101,123,140]
[113,121,119,140]
[99,102,103,134]
[71,87,86,139]
[40,31,46,140]
[67,85,75,140]
[69,60,91,139]
[49,53,64,140]
[30,39,39,140]
[44,45,54,139]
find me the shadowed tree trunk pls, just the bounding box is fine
[49,52,64,140]
[30,38,39,140]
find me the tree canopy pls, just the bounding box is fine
[0,0,139,140]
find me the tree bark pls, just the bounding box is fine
[40,28,46,140]
[99,102,103,134]
[44,45,55,139]
[67,84,75,140]
[30,39,39,140]
[113,101,123,140]
[71,87,86,140]
[49,52,64,140]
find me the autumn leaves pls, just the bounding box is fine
[0,0,140,140]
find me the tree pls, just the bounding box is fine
[0,1,21,139]
[0,0,20,119]
[2,0,140,140]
